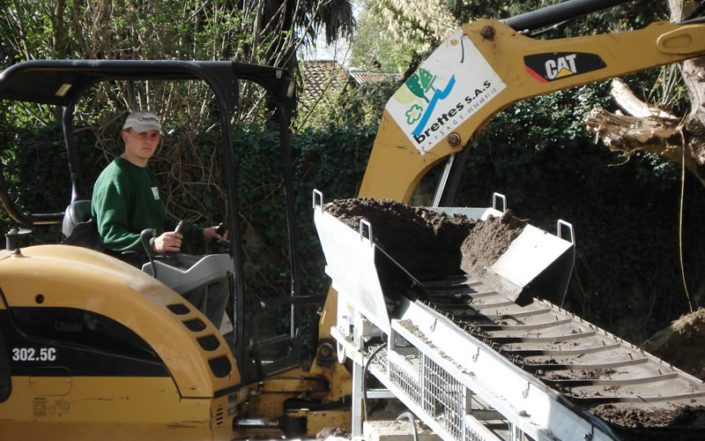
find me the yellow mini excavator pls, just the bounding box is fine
[0,1,704,440]
[0,60,351,440]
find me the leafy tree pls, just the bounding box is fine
[0,0,355,312]
[349,0,418,71]
[240,0,354,71]
[0,0,356,132]
[0,0,354,66]
[0,0,356,208]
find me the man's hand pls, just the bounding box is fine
[153,231,182,253]
[203,225,226,243]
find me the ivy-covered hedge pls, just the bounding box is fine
[2,88,703,349]
[453,86,705,344]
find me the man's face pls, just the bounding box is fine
[122,128,161,164]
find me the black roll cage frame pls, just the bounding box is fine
[0,59,298,378]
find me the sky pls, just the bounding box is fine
[300,37,353,65]
[298,1,363,67]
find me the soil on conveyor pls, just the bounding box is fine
[590,404,705,441]
[323,197,524,281]
[590,308,705,439]
[323,197,705,438]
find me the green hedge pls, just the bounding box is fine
[452,87,705,344]
[2,96,703,349]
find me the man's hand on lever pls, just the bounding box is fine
[153,231,183,253]
[152,221,185,254]
[149,220,226,254]
[202,222,226,243]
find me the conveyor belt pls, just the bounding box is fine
[313,194,705,441]
[420,275,705,439]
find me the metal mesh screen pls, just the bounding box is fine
[423,356,464,440]
[389,354,422,404]
[387,343,502,441]
[465,422,491,441]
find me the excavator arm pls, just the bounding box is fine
[317,10,705,350]
[359,19,705,202]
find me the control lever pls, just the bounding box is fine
[166,220,188,261]
[211,221,230,253]
[140,228,157,277]
[215,222,226,236]
[175,220,187,235]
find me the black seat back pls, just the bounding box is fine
[62,200,91,237]
[61,200,101,249]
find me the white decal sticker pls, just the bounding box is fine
[386,30,506,155]
[12,347,57,362]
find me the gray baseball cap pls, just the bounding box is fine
[122,111,162,133]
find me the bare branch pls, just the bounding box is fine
[611,78,679,120]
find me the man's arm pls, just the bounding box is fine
[93,184,186,253]
[92,181,144,252]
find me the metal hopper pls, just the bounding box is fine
[474,217,576,307]
[313,190,575,332]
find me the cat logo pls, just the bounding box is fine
[546,54,578,79]
[525,52,606,83]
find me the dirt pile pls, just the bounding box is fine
[459,214,526,277]
[324,198,525,280]
[643,307,705,381]
[592,404,705,441]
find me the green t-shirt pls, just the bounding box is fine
[91,157,199,252]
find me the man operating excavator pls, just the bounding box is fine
[91,111,228,327]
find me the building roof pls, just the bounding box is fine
[348,68,402,86]
[298,60,352,116]
[297,61,403,124]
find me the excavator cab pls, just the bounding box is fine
[0,60,321,440]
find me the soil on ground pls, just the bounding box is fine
[643,307,705,381]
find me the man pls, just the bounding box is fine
[91,111,228,327]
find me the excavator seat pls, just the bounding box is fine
[61,199,102,250]
[61,199,92,238]
[142,254,234,295]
